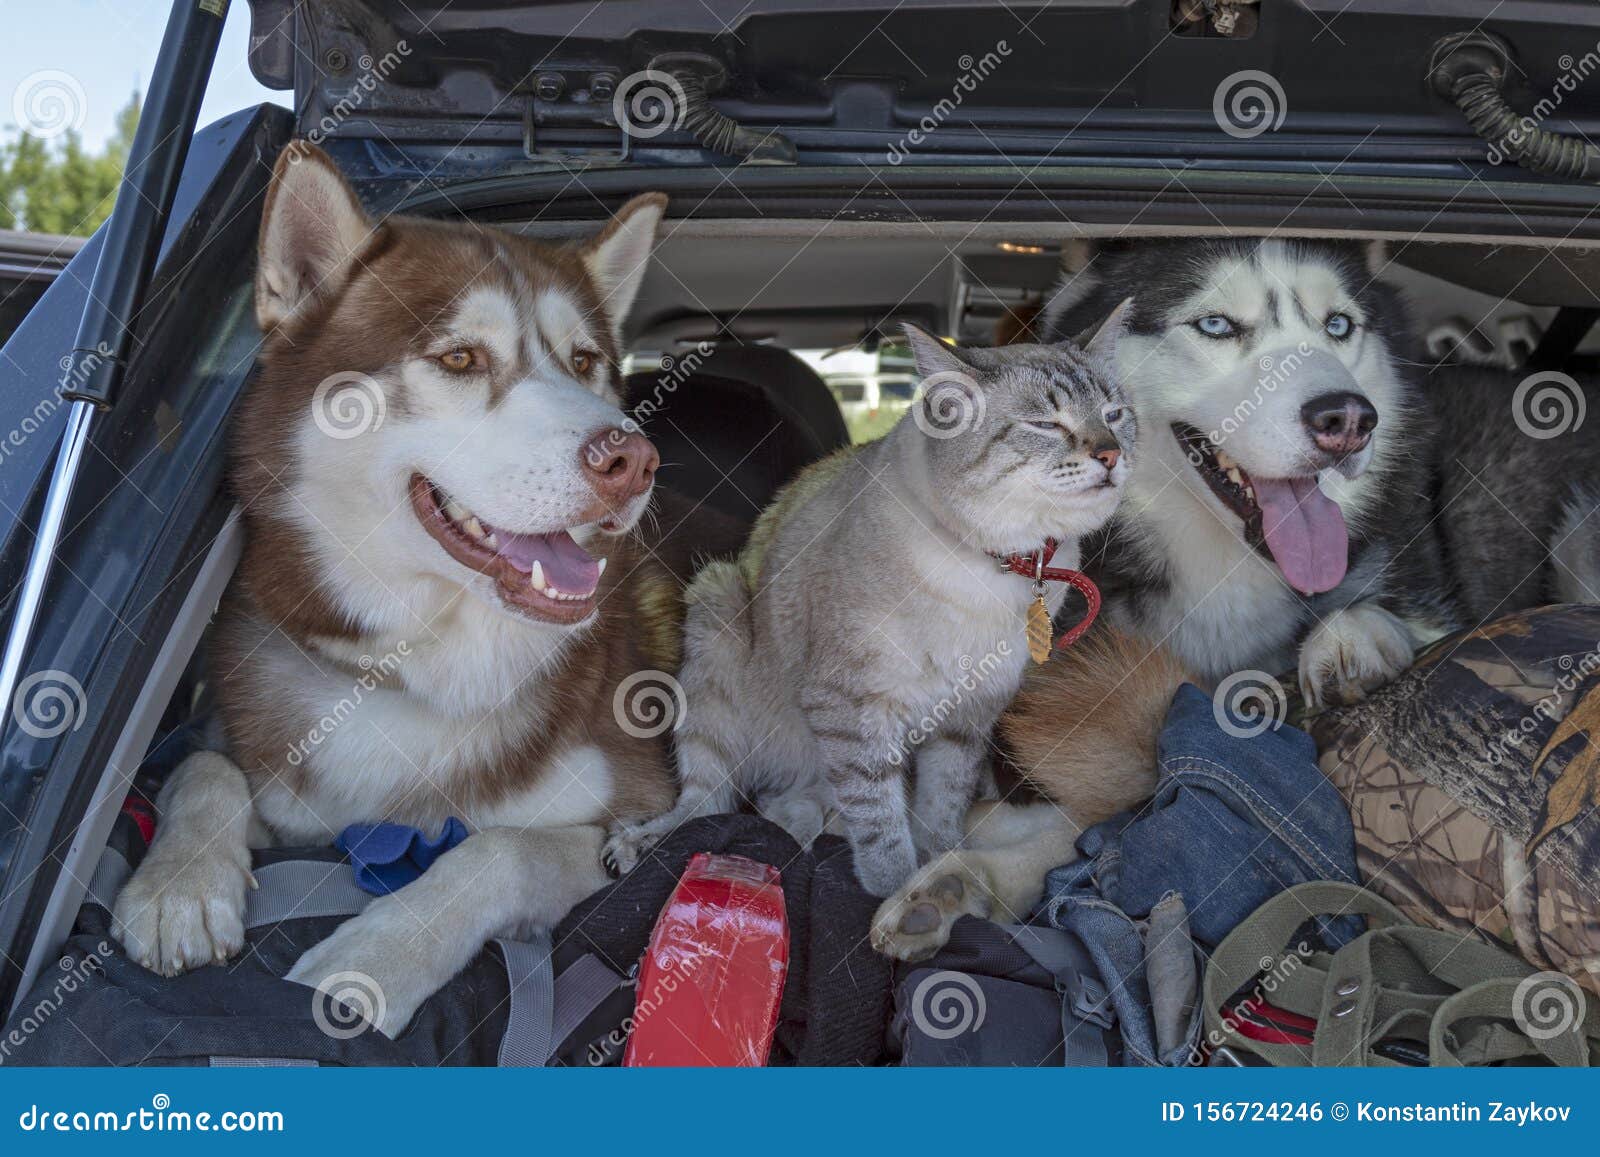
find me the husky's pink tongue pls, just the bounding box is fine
[494,528,601,593]
[1253,475,1348,595]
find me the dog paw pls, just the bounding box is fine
[286,896,438,1039]
[1299,603,1414,710]
[601,824,658,878]
[111,842,253,977]
[870,856,992,963]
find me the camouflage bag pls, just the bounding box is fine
[1313,604,1600,996]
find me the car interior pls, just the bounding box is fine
[11,205,1600,1024]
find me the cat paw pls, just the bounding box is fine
[871,856,992,963]
[601,824,658,878]
[112,840,253,977]
[758,793,829,849]
[1299,603,1414,711]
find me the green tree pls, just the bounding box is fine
[0,91,140,236]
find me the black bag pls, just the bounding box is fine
[4,813,893,1067]
[890,918,1122,1066]
[3,814,630,1067]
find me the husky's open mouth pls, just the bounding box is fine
[1172,424,1349,596]
[409,474,606,624]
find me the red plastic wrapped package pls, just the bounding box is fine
[624,852,789,1067]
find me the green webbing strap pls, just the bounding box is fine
[1204,881,1600,1067]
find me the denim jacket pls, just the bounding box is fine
[1042,682,1360,1065]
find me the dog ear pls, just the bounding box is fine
[1364,239,1389,275]
[582,193,667,338]
[256,141,372,331]
[902,323,974,382]
[1075,296,1133,362]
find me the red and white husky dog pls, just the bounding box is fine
[111,142,719,1035]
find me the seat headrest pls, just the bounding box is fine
[624,344,850,529]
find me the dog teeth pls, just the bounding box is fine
[444,499,469,521]
[1225,467,1243,486]
[463,516,486,540]
[1214,449,1236,470]
[483,531,499,548]
[597,558,607,577]
[530,560,546,591]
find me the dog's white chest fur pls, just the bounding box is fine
[242,618,612,841]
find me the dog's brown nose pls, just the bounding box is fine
[1301,391,1377,456]
[581,427,658,503]
[1091,443,1121,472]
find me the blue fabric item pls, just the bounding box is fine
[336,818,470,895]
[1041,682,1362,1066]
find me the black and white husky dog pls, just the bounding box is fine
[1037,236,1598,707]
[871,238,1600,962]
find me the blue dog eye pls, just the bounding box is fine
[1194,314,1236,337]
[1325,313,1354,338]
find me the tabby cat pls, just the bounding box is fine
[604,308,1134,895]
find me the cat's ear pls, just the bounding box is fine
[902,323,974,382]
[1074,296,1133,363]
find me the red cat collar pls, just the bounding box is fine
[991,538,1103,650]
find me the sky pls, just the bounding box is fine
[2,0,284,150]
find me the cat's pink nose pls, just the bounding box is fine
[1092,445,1121,471]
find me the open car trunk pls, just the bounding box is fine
[8,196,1600,1023]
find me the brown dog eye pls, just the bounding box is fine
[439,348,475,372]
[572,350,595,375]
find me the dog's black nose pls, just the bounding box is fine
[1301,391,1377,456]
